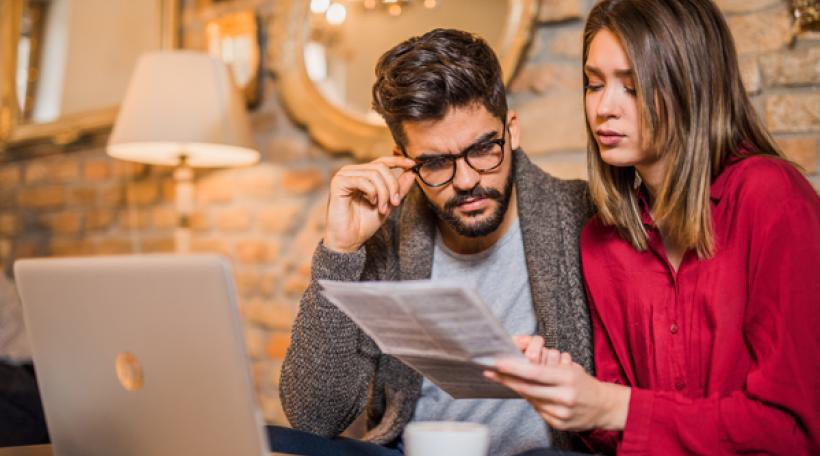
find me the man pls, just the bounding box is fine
[275,29,593,456]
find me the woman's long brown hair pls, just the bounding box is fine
[583,0,784,257]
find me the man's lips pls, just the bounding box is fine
[457,197,488,212]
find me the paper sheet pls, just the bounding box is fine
[318,280,525,399]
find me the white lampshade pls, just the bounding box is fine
[107,50,259,167]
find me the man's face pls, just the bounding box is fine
[400,104,520,238]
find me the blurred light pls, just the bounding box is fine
[388,4,402,15]
[310,0,331,14]
[326,3,347,25]
[424,0,437,8]
[364,0,377,8]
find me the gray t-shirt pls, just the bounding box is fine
[411,218,551,456]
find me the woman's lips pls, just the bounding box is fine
[597,130,625,147]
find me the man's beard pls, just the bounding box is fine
[427,159,515,238]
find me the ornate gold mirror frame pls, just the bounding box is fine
[271,0,539,160]
[0,0,179,152]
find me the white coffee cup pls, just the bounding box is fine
[403,421,489,456]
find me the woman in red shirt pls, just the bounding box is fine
[486,0,820,454]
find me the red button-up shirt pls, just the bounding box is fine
[580,155,820,455]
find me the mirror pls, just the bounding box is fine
[0,0,179,151]
[272,0,538,159]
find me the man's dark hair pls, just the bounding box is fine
[372,28,507,149]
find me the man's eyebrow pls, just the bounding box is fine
[414,130,499,161]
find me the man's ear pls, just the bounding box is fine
[507,110,521,151]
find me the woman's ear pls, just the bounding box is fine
[507,110,521,151]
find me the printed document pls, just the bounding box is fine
[318,279,526,399]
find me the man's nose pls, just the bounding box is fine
[451,157,481,191]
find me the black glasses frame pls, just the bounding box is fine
[403,124,508,188]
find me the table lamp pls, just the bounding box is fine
[107,50,259,252]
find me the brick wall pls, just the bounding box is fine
[0,0,816,425]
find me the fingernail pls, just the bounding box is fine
[392,193,400,204]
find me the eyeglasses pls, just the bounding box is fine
[404,125,507,188]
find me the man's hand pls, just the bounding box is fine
[324,156,417,253]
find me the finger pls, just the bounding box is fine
[560,352,573,365]
[397,169,417,199]
[533,409,566,431]
[348,176,378,206]
[494,359,568,386]
[372,163,400,206]
[488,371,566,401]
[546,349,561,367]
[374,155,417,171]
[512,335,533,352]
[341,169,391,213]
[525,337,543,364]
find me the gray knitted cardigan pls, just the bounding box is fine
[280,149,595,450]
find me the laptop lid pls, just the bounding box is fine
[14,254,269,456]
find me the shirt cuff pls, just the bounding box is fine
[619,387,654,454]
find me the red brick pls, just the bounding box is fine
[38,211,82,234]
[216,207,252,231]
[126,181,160,206]
[15,240,42,259]
[70,187,97,205]
[281,169,324,195]
[258,201,303,233]
[119,210,151,230]
[234,269,261,297]
[86,210,114,231]
[777,136,817,175]
[190,237,231,256]
[196,175,235,204]
[236,239,281,264]
[49,238,93,256]
[0,213,20,237]
[243,298,294,330]
[143,237,175,253]
[265,332,292,359]
[235,168,279,198]
[152,207,177,229]
[0,191,16,210]
[282,272,310,297]
[161,180,176,203]
[113,161,148,178]
[18,186,66,209]
[0,166,21,188]
[95,238,133,255]
[25,159,79,183]
[100,186,125,207]
[84,160,112,181]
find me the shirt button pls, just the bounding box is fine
[670,323,679,334]
[675,379,686,391]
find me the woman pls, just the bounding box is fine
[486,0,820,454]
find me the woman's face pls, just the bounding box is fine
[584,29,656,170]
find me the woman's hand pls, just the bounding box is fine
[488,340,630,432]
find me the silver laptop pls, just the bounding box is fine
[14,254,270,456]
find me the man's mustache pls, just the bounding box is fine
[444,186,503,212]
